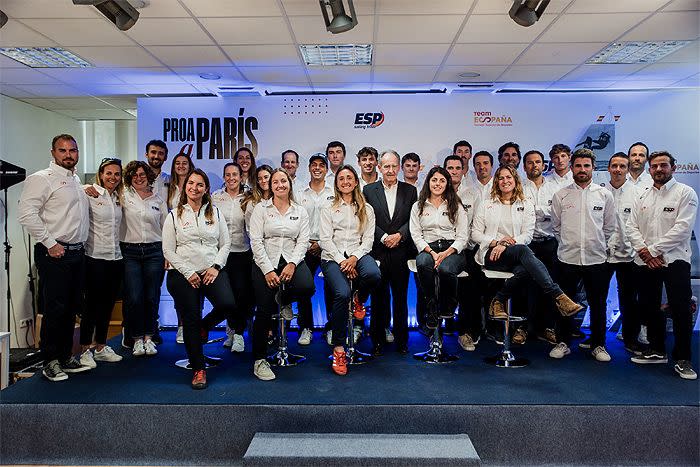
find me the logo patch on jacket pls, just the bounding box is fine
[517,206,524,211]
[593,206,603,211]
[290,216,299,220]
[663,207,675,212]
[623,207,631,213]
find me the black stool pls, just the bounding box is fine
[267,282,305,366]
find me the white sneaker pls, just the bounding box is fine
[231,334,245,353]
[326,330,333,346]
[79,349,97,369]
[298,328,312,345]
[254,359,276,381]
[133,339,145,356]
[615,327,623,341]
[353,326,362,344]
[176,326,184,344]
[638,325,649,345]
[592,346,611,362]
[223,326,234,348]
[385,328,394,343]
[549,342,571,359]
[93,345,122,362]
[144,339,158,356]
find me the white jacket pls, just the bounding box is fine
[319,200,375,263]
[249,200,310,274]
[471,197,535,265]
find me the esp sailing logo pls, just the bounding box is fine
[354,112,384,129]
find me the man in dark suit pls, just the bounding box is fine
[363,150,418,355]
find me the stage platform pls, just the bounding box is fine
[1,329,698,466]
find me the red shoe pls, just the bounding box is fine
[191,369,207,389]
[352,292,366,320]
[332,349,348,376]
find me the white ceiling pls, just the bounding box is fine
[0,0,698,120]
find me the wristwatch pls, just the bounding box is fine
[212,264,221,271]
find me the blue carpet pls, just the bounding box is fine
[1,330,698,406]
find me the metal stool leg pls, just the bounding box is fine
[484,298,529,368]
[346,279,372,365]
[267,283,305,367]
[414,273,459,363]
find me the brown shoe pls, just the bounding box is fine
[537,328,557,345]
[555,293,584,317]
[191,369,207,390]
[512,328,527,345]
[489,299,508,320]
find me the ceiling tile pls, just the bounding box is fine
[13,84,89,96]
[435,65,509,82]
[40,68,125,84]
[308,66,371,83]
[621,11,700,41]
[0,68,61,84]
[145,46,230,67]
[137,84,202,95]
[100,97,139,109]
[548,81,616,89]
[608,79,678,88]
[559,63,646,81]
[180,0,283,16]
[222,44,302,66]
[0,0,99,18]
[658,41,700,63]
[568,0,669,13]
[136,0,191,17]
[459,14,556,43]
[498,64,577,81]
[108,67,187,84]
[663,0,700,10]
[1,85,38,98]
[539,13,649,42]
[20,19,134,46]
[373,44,452,66]
[59,108,135,120]
[75,84,144,95]
[282,0,374,16]
[125,18,213,45]
[446,43,528,65]
[201,17,292,44]
[172,66,245,83]
[0,20,57,46]
[626,62,700,80]
[44,97,117,109]
[376,15,464,43]
[372,66,439,82]
[67,46,163,67]
[377,0,472,15]
[0,54,30,68]
[672,73,699,87]
[289,15,373,44]
[515,42,607,65]
[472,0,570,14]
[239,66,309,83]
[15,97,63,109]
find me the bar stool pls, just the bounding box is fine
[409,259,465,364]
[267,282,306,367]
[482,268,529,368]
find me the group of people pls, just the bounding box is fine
[17,134,698,390]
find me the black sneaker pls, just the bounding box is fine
[624,342,645,356]
[674,360,698,380]
[631,349,668,364]
[61,356,92,373]
[578,337,592,349]
[42,359,68,382]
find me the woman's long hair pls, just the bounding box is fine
[222,162,244,196]
[234,147,257,189]
[95,157,124,202]
[417,166,460,224]
[167,153,194,210]
[331,165,368,233]
[490,165,525,203]
[241,164,272,211]
[269,168,296,204]
[177,168,214,222]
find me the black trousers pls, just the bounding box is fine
[371,249,410,347]
[296,250,332,330]
[224,250,254,335]
[457,247,485,338]
[527,238,559,333]
[556,262,610,348]
[637,260,693,361]
[251,259,315,360]
[606,261,641,348]
[80,257,123,346]
[35,243,85,363]
[167,269,237,370]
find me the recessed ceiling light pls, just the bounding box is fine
[199,72,221,80]
[458,72,481,78]
[587,41,691,64]
[0,47,92,68]
[300,44,372,66]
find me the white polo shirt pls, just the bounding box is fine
[605,181,640,263]
[319,200,375,263]
[409,199,469,254]
[211,188,250,253]
[86,184,122,260]
[545,170,573,191]
[249,200,310,274]
[298,184,335,241]
[120,187,167,244]
[523,177,560,240]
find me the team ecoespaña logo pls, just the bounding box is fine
[354,112,385,129]
[675,162,699,174]
[473,111,513,127]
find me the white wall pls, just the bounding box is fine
[0,95,82,348]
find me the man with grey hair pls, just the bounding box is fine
[363,150,417,355]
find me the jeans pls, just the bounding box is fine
[121,242,164,339]
[167,269,237,370]
[80,257,122,346]
[251,259,315,360]
[416,241,467,317]
[224,250,254,335]
[606,261,641,348]
[637,260,693,361]
[321,255,381,347]
[297,250,332,331]
[35,243,85,362]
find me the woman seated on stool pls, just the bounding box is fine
[319,165,381,376]
[410,166,469,330]
[162,169,236,390]
[249,168,315,381]
[471,166,581,321]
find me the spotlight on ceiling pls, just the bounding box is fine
[0,10,8,29]
[72,0,140,31]
[509,0,550,27]
[319,0,358,34]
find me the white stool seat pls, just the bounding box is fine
[457,271,469,278]
[482,269,514,280]
[407,259,417,273]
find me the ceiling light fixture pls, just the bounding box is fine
[587,41,692,64]
[300,44,372,66]
[0,10,8,29]
[509,0,550,27]
[199,73,221,80]
[458,72,481,78]
[0,47,93,67]
[319,0,358,34]
[72,0,140,31]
